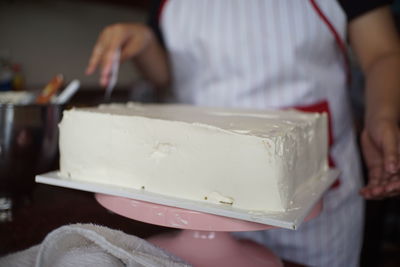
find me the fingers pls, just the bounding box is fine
[360,168,384,199]
[85,24,148,88]
[360,119,400,199]
[100,45,120,87]
[361,172,400,199]
[386,176,400,193]
[86,29,110,77]
[85,24,126,85]
[361,130,382,168]
[360,129,388,198]
[85,23,152,87]
[86,43,104,75]
[381,125,399,174]
[361,129,385,181]
[360,165,380,198]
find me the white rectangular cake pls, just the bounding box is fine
[59,103,328,212]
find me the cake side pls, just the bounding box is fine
[60,109,286,211]
[277,113,328,208]
[59,104,328,212]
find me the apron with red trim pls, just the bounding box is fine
[158,1,364,266]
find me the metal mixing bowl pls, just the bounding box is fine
[0,104,63,200]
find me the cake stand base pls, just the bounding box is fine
[95,194,322,267]
[148,230,283,267]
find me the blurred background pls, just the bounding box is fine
[0,0,147,91]
[0,1,399,267]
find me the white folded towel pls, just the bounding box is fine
[0,224,190,267]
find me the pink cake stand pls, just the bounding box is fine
[95,194,322,267]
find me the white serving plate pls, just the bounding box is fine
[36,169,339,230]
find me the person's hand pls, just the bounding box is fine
[86,23,154,87]
[360,117,400,199]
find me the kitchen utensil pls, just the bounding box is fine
[53,79,80,104]
[104,49,120,102]
[36,74,64,104]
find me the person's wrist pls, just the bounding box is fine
[134,24,156,56]
[365,106,399,126]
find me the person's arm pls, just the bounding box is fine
[348,6,400,198]
[86,23,171,89]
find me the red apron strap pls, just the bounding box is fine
[309,0,351,85]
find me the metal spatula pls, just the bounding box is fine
[104,48,121,102]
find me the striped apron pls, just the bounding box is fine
[159,1,365,266]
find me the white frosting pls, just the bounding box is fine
[59,102,328,212]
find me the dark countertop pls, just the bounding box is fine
[0,183,308,267]
[1,183,400,267]
[0,183,172,257]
